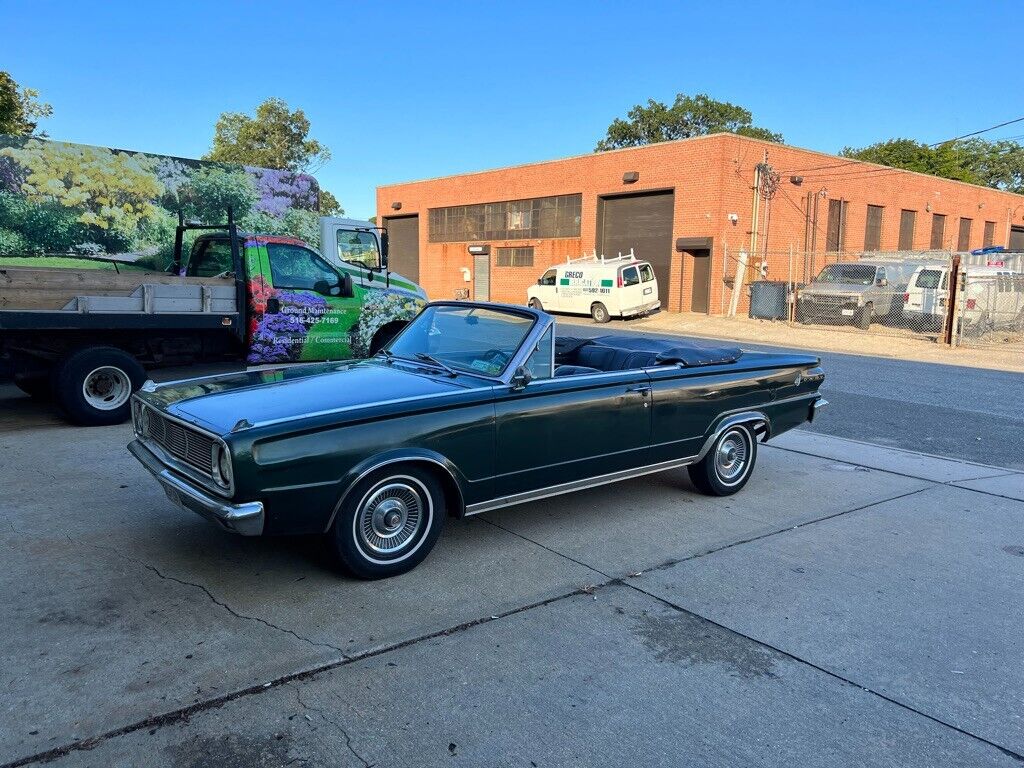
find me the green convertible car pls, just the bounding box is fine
[128,301,827,578]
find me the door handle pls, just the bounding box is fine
[626,385,651,396]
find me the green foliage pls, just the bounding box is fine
[840,138,1024,193]
[0,71,52,136]
[0,190,89,252]
[596,93,782,151]
[0,227,28,255]
[319,188,343,215]
[179,166,258,224]
[205,98,331,173]
[282,208,321,250]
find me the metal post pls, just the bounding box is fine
[943,253,961,346]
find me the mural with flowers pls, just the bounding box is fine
[0,135,321,265]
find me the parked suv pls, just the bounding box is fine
[796,260,930,329]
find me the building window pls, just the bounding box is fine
[983,221,996,248]
[898,209,916,250]
[864,204,883,251]
[930,213,945,249]
[826,199,848,252]
[957,217,972,251]
[428,194,582,242]
[496,246,534,267]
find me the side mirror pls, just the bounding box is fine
[537,278,544,285]
[877,278,888,287]
[510,366,532,391]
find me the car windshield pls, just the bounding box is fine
[813,264,877,285]
[386,305,535,377]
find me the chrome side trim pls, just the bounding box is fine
[129,440,263,536]
[464,410,772,517]
[464,455,699,516]
[322,455,465,533]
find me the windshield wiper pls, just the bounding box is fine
[413,352,459,377]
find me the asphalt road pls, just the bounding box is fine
[561,317,1024,470]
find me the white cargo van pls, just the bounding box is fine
[526,251,660,323]
[904,263,1024,333]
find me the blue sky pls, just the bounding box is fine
[6,0,1023,218]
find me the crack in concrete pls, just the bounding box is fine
[2,587,589,768]
[291,685,372,768]
[64,535,349,657]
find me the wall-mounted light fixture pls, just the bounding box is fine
[391,202,402,210]
[727,213,739,225]
[926,202,932,212]
[790,175,804,185]
[467,244,490,255]
[622,171,639,184]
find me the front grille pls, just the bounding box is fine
[145,409,214,477]
[808,295,854,308]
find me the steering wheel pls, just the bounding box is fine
[481,349,511,369]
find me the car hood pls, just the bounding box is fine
[802,282,870,296]
[139,360,477,435]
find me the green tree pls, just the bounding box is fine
[0,72,52,137]
[179,166,258,224]
[596,93,782,151]
[205,97,331,172]
[841,138,1024,193]
[319,188,343,215]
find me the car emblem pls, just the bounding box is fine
[794,374,802,386]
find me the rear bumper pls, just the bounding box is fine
[128,440,264,536]
[622,300,660,317]
[809,397,828,422]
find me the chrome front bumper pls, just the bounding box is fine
[128,440,264,536]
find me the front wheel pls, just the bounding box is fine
[591,302,611,324]
[854,303,872,330]
[329,465,446,579]
[688,424,758,496]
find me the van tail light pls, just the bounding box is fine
[617,275,623,288]
[966,299,977,310]
[902,292,909,304]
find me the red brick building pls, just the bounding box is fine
[377,133,1024,314]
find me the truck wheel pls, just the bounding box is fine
[54,347,147,426]
[591,302,611,324]
[329,464,446,579]
[688,424,758,496]
[855,303,872,330]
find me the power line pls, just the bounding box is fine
[930,116,1024,145]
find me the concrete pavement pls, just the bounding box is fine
[1,387,1022,767]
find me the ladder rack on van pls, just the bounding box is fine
[566,248,638,265]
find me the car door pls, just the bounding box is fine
[248,239,358,364]
[492,329,652,496]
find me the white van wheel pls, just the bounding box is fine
[591,303,610,324]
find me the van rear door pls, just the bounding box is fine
[908,267,945,318]
[618,264,645,315]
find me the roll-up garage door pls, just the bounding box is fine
[597,191,674,308]
[382,215,420,284]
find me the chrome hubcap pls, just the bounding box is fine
[82,366,131,410]
[358,482,423,555]
[715,429,749,483]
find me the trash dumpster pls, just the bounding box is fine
[749,281,788,320]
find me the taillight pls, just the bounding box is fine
[617,276,623,288]
[902,292,909,304]
[966,299,977,310]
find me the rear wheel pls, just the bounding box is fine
[329,465,446,579]
[688,424,758,496]
[53,347,146,426]
[591,302,610,324]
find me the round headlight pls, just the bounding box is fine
[212,443,233,489]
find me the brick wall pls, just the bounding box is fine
[378,134,1024,315]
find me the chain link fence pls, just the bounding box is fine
[720,246,1024,348]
